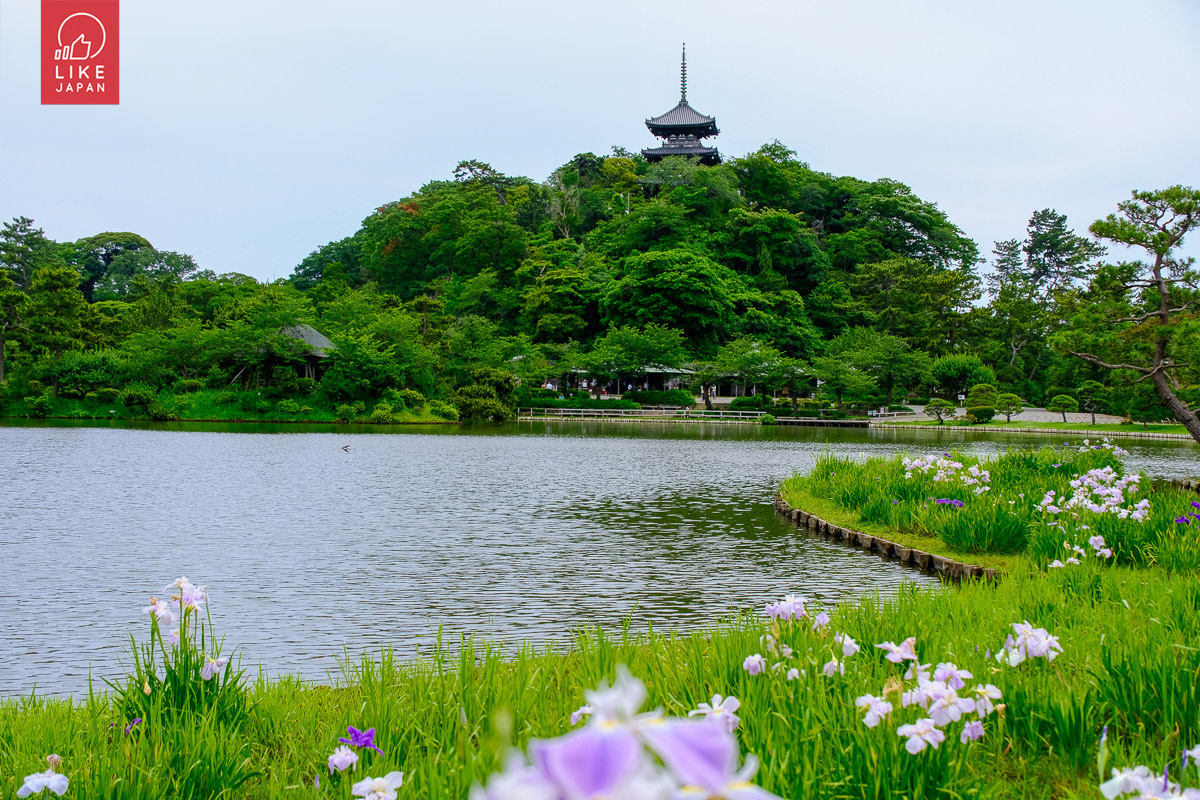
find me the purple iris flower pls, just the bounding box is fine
[1192,501,1200,510]
[1176,516,1191,525]
[124,718,142,734]
[934,498,964,508]
[339,726,385,756]
[529,724,642,797]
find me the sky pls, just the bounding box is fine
[1,0,1198,282]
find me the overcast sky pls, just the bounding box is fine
[2,0,1198,281]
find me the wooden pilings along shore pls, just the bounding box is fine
[773,494,999,582]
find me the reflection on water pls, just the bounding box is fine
[0,420,1194,696]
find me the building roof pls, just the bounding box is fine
[280,323,336,357]
[646,100,716,129]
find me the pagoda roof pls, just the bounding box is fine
[646,100,716,129]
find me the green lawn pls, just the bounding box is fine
[881,419,1192,436]
[3,566,1198,799]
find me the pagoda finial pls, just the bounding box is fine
[680,43,687,103]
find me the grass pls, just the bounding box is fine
[0,389,453,425]
[881,419,1192,436]
[780,483,1028,572]
[781,445,1200,572]
[3,568,1199,799]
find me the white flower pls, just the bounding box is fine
[822,657,843,677]
[742,654,767,676]
[786,667,801,681]
[352,771,404,800]
[876,637,918,663]
[854,693,893,728]
[200,656,229,681]
[141,598,176,626]
[973,684,1003,718]
[17,770,69,798]
[328,745,359,774]
[584,666,648,724]
[812,611,831,631]
[833,632,860,658]
[933,662,973,690]
[896,718,945,754]
[569,704,592,726]
[688,694,740,733]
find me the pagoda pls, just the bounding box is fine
[641,45,721,166]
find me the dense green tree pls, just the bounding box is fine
[1075,380,1108,425]
[827,328,931,404]
[21,266,90,391]
[995,393,1024,422]
[0,270,23,382]
[929,355,996,399]
[1057,186,1200,442]
[69,231,154,302]
[812,356,876,409]
[0,217,60,289]
[602,249,738,352]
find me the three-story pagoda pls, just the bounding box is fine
[641,45,721,166]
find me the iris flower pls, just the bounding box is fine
[688,694,741,734]
[960,720,985,743]
[876,637,918,663]
[340,727,386,757]
[812,612,830,632]
[896,718,945,754]
[350,771,404,800]
[742,654,766,676]
[854,694,893,728]
[641,719,782,799]
[200,656,229,681]
[834,632,860,658]
[328,745,359,773]
[570,704,593,726]
[17,770,69,798]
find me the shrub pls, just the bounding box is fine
[389,388,426,409]
[966,406,996,424]
[276,399,301,415]
[121,386,158,415]
[24,394,52,418]
[295,377,318,396]
[335,404,358,423]
[368,403,395,424]
[147,403,179,422]
[214,391,237,405]
[760,413,776,426]
[964,383,998,408]
[887,405,914,413]
[351,400,366,414]
[299,405,313,414]
[623,389,696,407]
[909,397,931,405]
[428,399,459,420]
[176,379,205,394]
[729,395,770,411]
[238,392,261,412]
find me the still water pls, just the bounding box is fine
[0,420,1195,696]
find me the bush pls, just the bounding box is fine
[760,413,776,426]
[295,377,318,396]
[335,404,358,423]
[147,403,179,422]
[121,386,158,415]
[729,395,770,411]
[966,406,996,424]
[276,399,301,415]
[390,388,426,409]
[887,405,914,413]
[623,389,696,407]
[299,405,313,414]
[24,394,52,418]
[214,391,237,405]
[427,399,459,420]
[964,384,998,408]
[909,397,931,405]
[96,386,122,404]
[368,403,395,424]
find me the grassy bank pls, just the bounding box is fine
[0,388,457,425]
[880,419,1192,436]
[3,568,1199,799]
[782,443,1200,573]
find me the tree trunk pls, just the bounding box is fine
[1152,370,1200,442]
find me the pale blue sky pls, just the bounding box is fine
[1,0,1198,280]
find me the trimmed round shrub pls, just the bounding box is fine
[966,406,996,424]
[368,403,395,424]
[277,399,301,415]
[760,413,777,426]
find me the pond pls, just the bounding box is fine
[1,419,1194,697]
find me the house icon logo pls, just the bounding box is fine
[55,12,107,61]
[41,0,119,105]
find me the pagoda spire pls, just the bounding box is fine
[680,43,687,103]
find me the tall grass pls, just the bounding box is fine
[3,568,1199,799]
[783,445,1200,569]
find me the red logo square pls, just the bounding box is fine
[41,0,119,105]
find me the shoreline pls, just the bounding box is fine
[870,421,1194,441]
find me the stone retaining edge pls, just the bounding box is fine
[772,494,999,583]
[869,422,1194,441]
